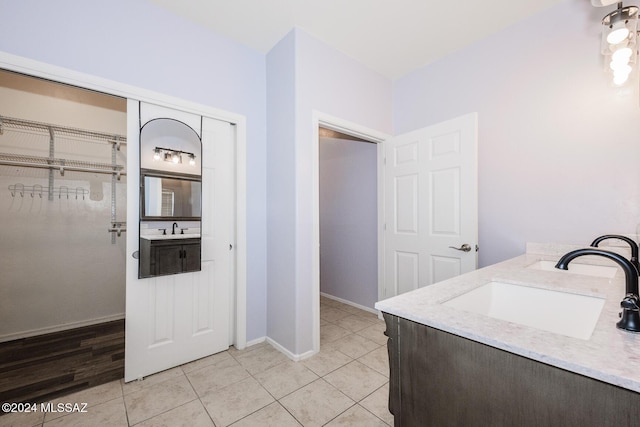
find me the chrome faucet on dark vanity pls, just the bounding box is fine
[555,248,640,332]
[590,234,640,275]
[172,222,179,235]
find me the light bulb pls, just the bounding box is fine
[612,47,633,62]
[610,56,631,71]
[607,26,630,45]
[612,63,632,86]
[153,149,161,161]
[172,153,180,164]
[614,72,630,85]
[614,64,632,76]
[189,155,196,166]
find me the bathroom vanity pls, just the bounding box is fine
[139,236,201,277]
[376,243,640,426]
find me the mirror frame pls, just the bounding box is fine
[140,168,202,221]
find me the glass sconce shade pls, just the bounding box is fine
[602,5,638,53]
[601,4,638,86]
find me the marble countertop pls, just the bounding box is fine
[374,243,640,393]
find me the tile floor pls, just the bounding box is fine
[0,297,392,427]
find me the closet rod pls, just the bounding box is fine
[0,153,125,178]
[0,159,126,177]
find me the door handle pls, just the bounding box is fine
[449,243,471,252]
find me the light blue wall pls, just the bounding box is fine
[265,31,297,350]
[393,0,640,267]
[0,0,268,342]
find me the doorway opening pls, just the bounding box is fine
[0,69,127,402]
[312,113,389,354]
[319,127,379,311]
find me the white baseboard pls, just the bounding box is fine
[0,313,126,343]
[245,336,266,348]
[265,336,318,362]
[247,293,383,362]
[320,292,379,315]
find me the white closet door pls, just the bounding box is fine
[124,102,234,381]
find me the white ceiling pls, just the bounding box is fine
[147,0,567,79]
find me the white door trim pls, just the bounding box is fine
[311,110,390,354]
[0,51,247,351]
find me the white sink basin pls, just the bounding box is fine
[442,281,605,340]
[527,260,617,278]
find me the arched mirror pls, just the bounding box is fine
[138,118,202,279]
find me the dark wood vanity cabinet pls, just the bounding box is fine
[139,238,201,278]
[383,312,640,427]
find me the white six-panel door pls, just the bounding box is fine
[383,113,477,299]
[124,103,234,381]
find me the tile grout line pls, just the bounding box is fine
[180,369,216,427]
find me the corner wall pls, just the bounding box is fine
[266,31,297,350]
[266,28,392,356]
[294,30,392,354]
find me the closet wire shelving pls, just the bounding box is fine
[0,115,127,243]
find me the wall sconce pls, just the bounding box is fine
[600,2,639,86]
[152,147,196,166]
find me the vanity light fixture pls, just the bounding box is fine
[600,2,639,86]
[152,147,196,166]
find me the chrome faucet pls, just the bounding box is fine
[172,222,179,235]
[590,234,640,275]
[555,248,640,332]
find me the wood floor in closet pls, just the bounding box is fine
[0,319,124,404]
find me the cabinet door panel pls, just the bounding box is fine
[183,243,201,273]
[155,245,183,275]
